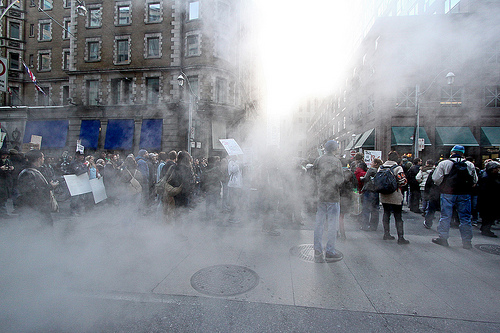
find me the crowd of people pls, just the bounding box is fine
[1,142,499,262]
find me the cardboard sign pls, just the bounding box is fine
[64,173,92,196]
[219,139,244,156]
[364,150,382,165]
[89,177,107,204]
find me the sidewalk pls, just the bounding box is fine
[1,204,499,332]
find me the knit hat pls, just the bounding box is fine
[138,149,148,157]
[451,145,465,154]
[324,140,338,153]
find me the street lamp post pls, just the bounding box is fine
[177,72,198,155]
[414,71,455,158]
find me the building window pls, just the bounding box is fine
[440,86,462,106]
[63,18,71,39]
[29,24,34,37]
[216,1,229,24]
[215,34,229,59]
[187,76,199,97]
[88,7,102,28]
[39,21,51,41]
[187,34,199,56]
[30,0,36,6]
[215,78,227,104]
[87,41,100,61]
[145,35,161,58]
[117,4,131,25]
[62,50,70,70]
[111,78,131,105]
[147,2,161,23]
[9,52,20,70]
[64,0,71,8]
[41,0,53,10]
[38,51,51,71]
[189,1,199,20]
[9,22,20,40]
[115,37,130,63]
[485,86,500,107]
[396,87,416,107]
[486,43,500,64]
[29,54,34,67]
[87,80,99,106]
[9,86,20,106]
[146,77,159,104]
[62,85,69,105]
[38,86,49,106]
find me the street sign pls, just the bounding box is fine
[0,57,7,92]
[418,138,425,151]
[350,150,356,158]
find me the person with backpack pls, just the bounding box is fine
[376,151,409,244]
[431,145,478,249]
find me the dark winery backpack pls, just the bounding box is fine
[373,165,398,194]
[439,159,474,195]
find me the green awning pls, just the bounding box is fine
[391,127,431,146]
[344,137,357,150]
[354,128,375,149]
[481,127,500,146]
[435,127,479,146]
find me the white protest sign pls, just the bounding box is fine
[89,177,107,204]
[219,138,244,156]
[364,150,382,165]
[64,173,92,196]
[31,135,42,145]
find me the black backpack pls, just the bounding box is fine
[373,165,398,194]
[440,159,474,194]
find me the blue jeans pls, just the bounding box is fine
[314,202,340,254]
[437,194,473,241]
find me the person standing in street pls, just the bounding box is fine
[477,161,500,238]
[431,145,478,249]
[407,158,422,213]
[17,150,58,226]
[0,149,14,218]
[379,151,410,244]
[312,140,344,262]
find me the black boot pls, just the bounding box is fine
[383,218,393,239]
[396,220,409,244]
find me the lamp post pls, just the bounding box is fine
[177,72,198,155]
[414,71,455,158]
[0,1,19,21]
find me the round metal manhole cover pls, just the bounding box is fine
[474,244,500,255]
[191,265,259,296]
[289,244,343,263]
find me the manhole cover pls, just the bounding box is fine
[289,244,343,263]
[474,244,500,255]
[191,265,259,296]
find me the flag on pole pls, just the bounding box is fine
[22,62,45,95]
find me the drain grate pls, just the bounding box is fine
[474,244,500,256]
[190,265,259,296]
[289,244,343,263]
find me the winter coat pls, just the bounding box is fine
[312,153,343,203]
[361,167,378,192]
[416,165,434,191]
[478,170,500,218]
[378,161,407,205]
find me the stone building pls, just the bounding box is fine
[0,0,256,159]
[307,0,500,164]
